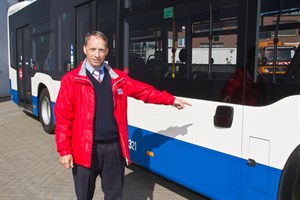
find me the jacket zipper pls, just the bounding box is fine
[112,77,130,165]
[73,75,94,167]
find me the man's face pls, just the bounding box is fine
[83,35,108,69]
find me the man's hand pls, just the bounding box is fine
[59,154,74,169]
[223,95,232,103]
[173,98,192,110]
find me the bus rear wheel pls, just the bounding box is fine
[278,145,300,200]
[39,88,55,134]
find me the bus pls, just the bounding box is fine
[258,40,297,76]
[8,0,300,199]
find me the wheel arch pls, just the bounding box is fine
[38,84,55,134]
[37,83,47,116]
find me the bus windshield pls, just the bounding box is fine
[263,46,295,61]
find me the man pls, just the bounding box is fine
[55,31,191,200]
[221,47,266,106]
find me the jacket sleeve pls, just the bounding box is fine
[126,75,175,105]
[54,74,75,157]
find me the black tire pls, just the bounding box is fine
[39,88,55,134]
[278,145,300,200]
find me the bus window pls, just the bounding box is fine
[258,4,300,105]
[32,20,55,72]
[75,1,97,66]
[97,0,117,67]
[58,11,73,72]
[129,24,163,78]
[128,1,241,104]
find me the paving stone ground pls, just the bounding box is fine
[0,98,208,200]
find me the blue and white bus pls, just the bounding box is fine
[8,0,300,199]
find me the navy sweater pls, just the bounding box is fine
[87,69,119,141]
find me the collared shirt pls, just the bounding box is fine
[84,59,105,82]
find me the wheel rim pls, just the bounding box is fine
[41,96,51,125]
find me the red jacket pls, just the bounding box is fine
[221,67,265,106]
[55,62,175,168]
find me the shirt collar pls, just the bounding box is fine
[84,59,105,74]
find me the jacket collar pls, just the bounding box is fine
[78,60,119,79]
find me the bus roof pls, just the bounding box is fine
[8,0,36,16]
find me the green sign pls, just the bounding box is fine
[164,7,173,19]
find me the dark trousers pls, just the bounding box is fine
[72,140,125,200]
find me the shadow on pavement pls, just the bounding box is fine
[123,164,210,200]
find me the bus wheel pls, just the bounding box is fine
[278,145,300,200]
[39,88,55,134]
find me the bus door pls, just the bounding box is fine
[16,26,32,111]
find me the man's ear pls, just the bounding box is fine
[83,45,87,55]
